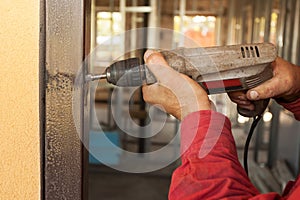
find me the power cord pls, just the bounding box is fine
[243,115,262,175]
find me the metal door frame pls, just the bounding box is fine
[42,0,90,199]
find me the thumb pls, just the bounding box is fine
[144,49,169,68]
[143,50,179,83]
[246,77,280,100]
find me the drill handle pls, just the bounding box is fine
[237,99,270,118]
[235,65,273,117]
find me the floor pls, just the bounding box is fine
[88,163,175,200]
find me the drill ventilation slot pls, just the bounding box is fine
[241,45,260,58]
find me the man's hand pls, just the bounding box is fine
[142,50,215,120]
[229,57,300,110]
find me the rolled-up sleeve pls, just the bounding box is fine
[169,110,281,200]
[277,98,300,121]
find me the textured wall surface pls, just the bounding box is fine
[0,0,41,199]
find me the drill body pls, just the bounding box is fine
[91,43,277,117]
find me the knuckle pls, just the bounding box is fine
[265,85,276,97]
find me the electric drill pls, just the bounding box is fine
[87,43,277,117]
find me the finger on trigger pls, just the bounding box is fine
[239,104,255,111]
[228,91,247,101]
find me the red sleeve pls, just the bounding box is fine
[169,110,281,200]
[277,98,300,120]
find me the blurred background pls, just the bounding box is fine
[2,0,299,199]
[0,0,300,200]
[86,0,300,199]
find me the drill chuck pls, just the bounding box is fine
[105,58,156,87]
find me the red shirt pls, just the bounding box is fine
[169,98,300,200]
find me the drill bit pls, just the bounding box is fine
[86,73,107,82]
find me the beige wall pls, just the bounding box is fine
[0,0,41,199]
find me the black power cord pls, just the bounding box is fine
[243,115,263,175]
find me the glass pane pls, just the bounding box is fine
[174,15,216,46]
